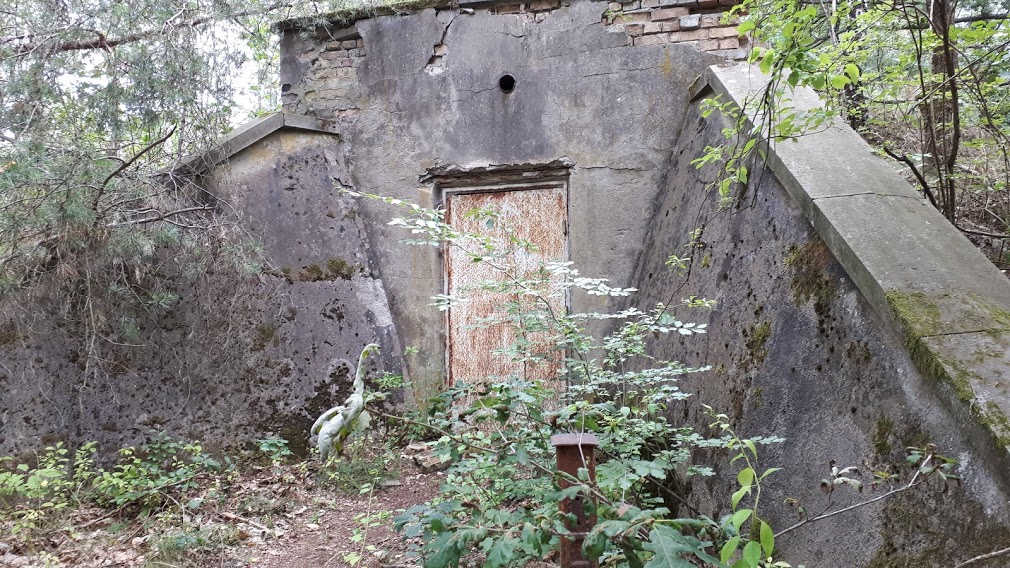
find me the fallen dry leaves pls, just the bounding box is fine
[0,453,442,568]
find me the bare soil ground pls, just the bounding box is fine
[248,469,441,568]
[0,455,442,568]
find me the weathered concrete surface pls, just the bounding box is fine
[200,128,402,374]
[626,63,1010,566]
[2,0,730,456]
[6,5,1010,566]
[0,129,399,458]
[707,63,1010,482]
[170,112,340,177]
[276,0,746,119]
[281,2,723,399]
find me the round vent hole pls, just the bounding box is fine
[499,74,516,93]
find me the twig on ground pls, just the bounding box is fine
[954,545,1010,568]
[219,511,270,533]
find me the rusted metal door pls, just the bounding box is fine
[444,185,568,391]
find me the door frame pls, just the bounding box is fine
[434,170,572,387]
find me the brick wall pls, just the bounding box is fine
[604,0,747,57]
[282,38,366,119]
[493,0,565,19]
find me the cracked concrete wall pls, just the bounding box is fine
[0,130,399,458]
[8,10,1009,566]
[625,71,1010,565]
[280,1,725,399]
[278,0,748,121]
[1,0,732,456]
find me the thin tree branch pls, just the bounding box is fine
[108,206,214,227]
[955,224,1010,240]
[897,13,1010,28]
[882,147,940,209]
[953,13,1010,24]
[775,456,933,539]
[954,545,1010,568]
[99,126,176,191]
[4,3,292,56]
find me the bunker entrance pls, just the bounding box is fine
[440,172,570,394]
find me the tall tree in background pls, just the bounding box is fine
[922,0,959,221]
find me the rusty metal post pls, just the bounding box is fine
[551,433,599,568]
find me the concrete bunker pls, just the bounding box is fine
[2,0,1010,564]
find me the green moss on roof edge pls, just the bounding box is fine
[887,290,1010,450]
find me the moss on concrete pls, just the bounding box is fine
[980,401,1010,448]
[906,341,979,421]
[784,241,837,308]
[259,360,352,458]
[868,493,1010,568]
[0,323,17,345]
[887,289,1010,342]
[883,287,1010,448]
[963,292,1010,334]
[846,340,872,364]
[742,320,771,370]
[904,334,1010,449]
[302,263,325,281]
[280,267,294,284]
[326,257,357,280]
[884,290,942,339]
[292,258,361,282]
[972,294,1010,327]
[252,323,279,352]
[873,417,894,457]
[898,422,932,450]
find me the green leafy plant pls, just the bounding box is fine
[148,523,241,565]
[322,436,399,495]
[350,192,971,567]
[0,434,231,539]
[91,434,225,512]
[257,435,294,464]
[349,191,786,567]
[705,409,783,568]
[0,442,88,536]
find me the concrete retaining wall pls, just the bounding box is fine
[626,62,1010,566]
[0,119,400,458]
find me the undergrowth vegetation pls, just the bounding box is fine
[348,193,962,568]
[0,189,974,566]
[0,434,329,566]
[0,436,229,539]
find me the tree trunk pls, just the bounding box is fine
[920,0,960,223]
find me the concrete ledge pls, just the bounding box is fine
[274,0,449,32]
[700,62,1010,479]
[170,113,340,177]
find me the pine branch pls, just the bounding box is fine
[3,3,292,57]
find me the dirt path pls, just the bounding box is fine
[246,471,441,568]
[0,457,442,568]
